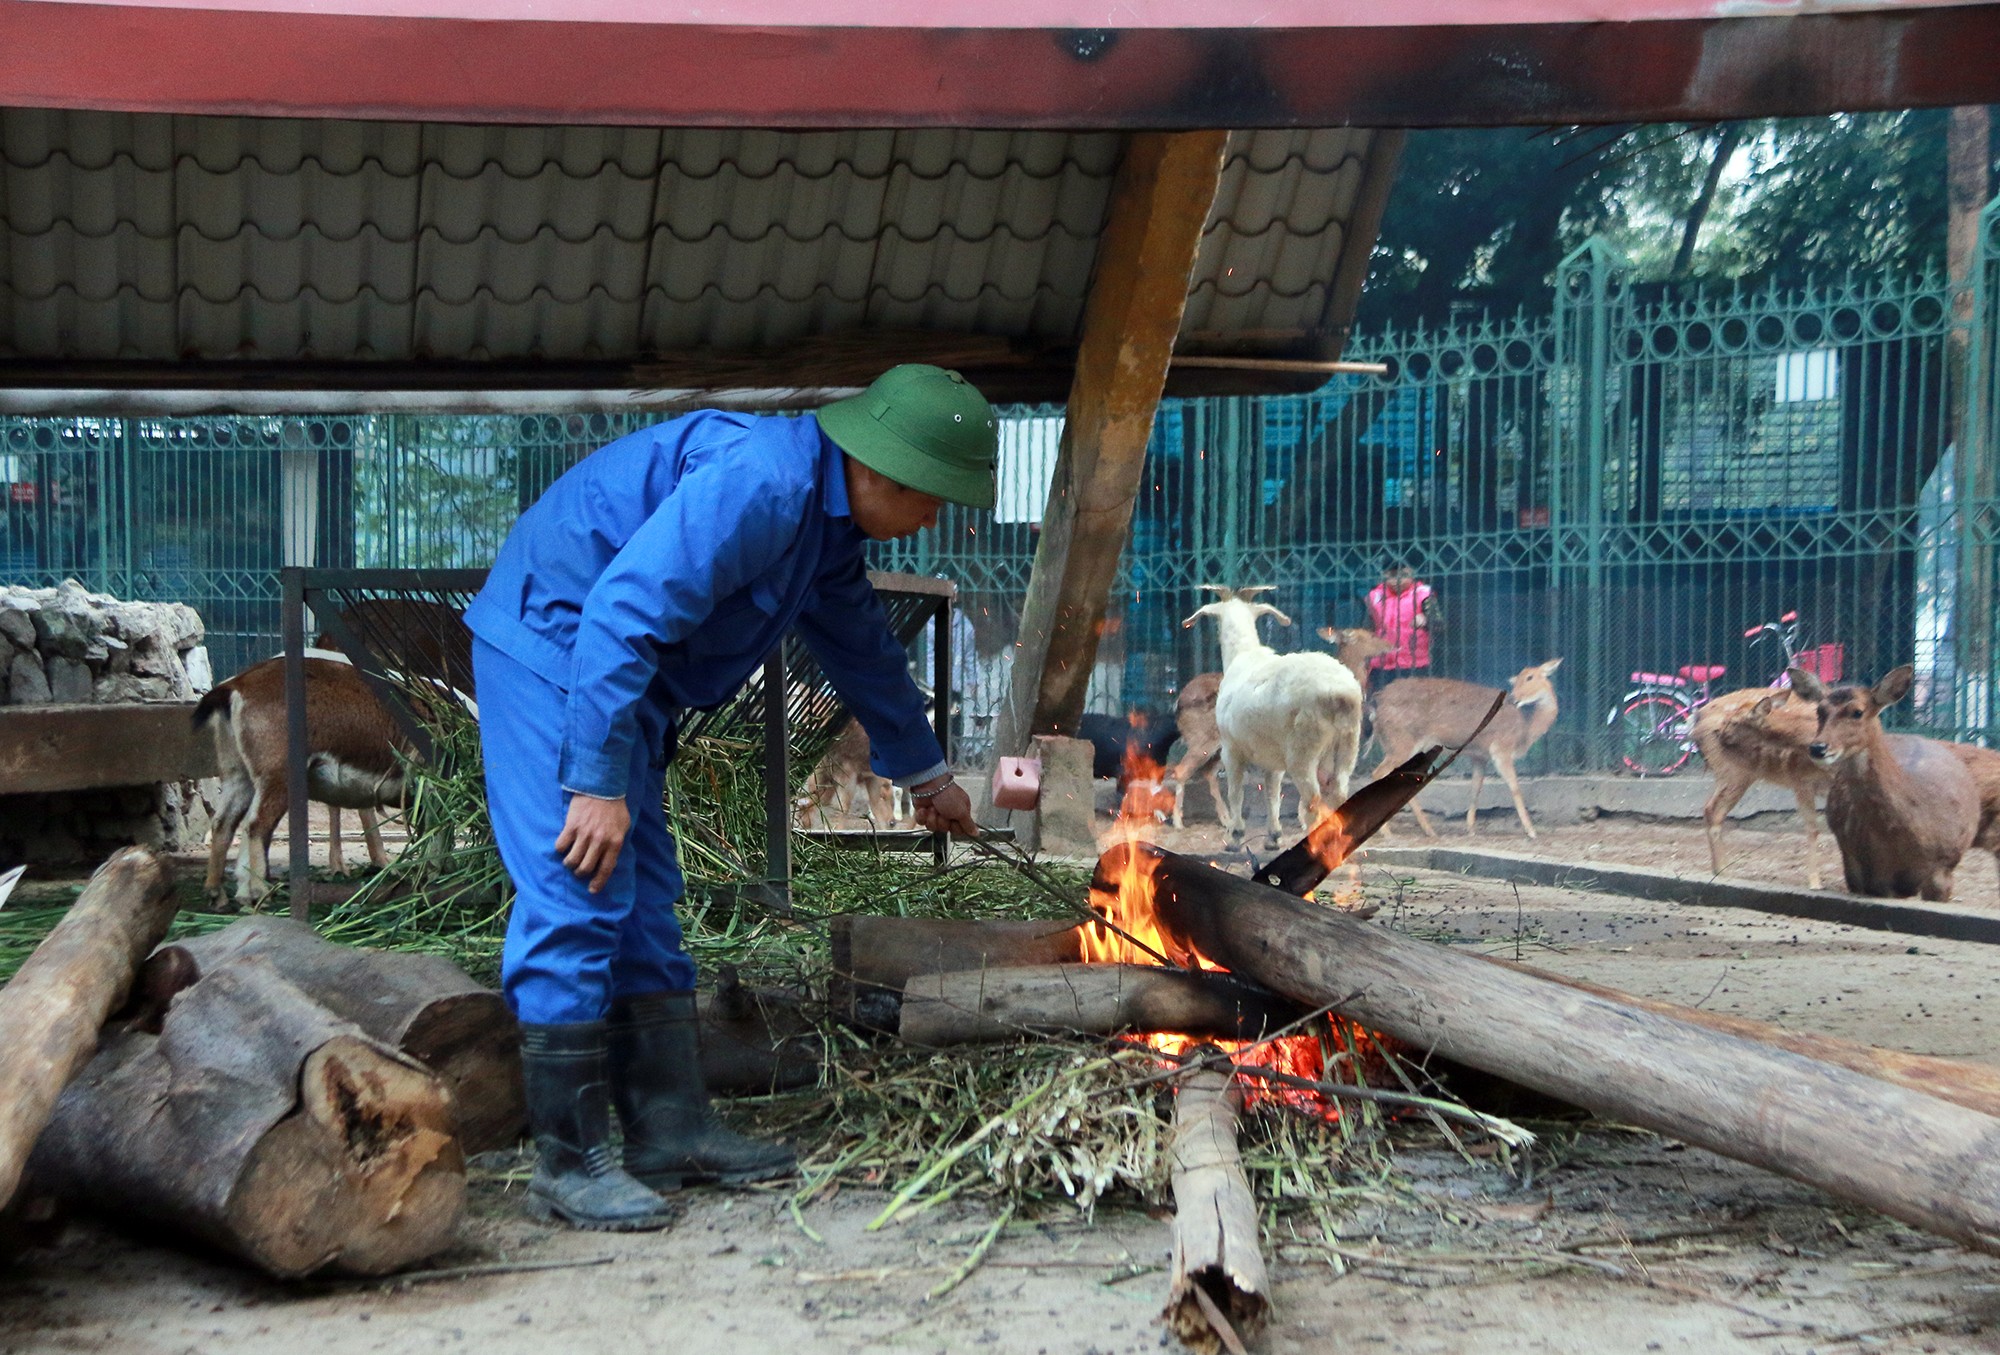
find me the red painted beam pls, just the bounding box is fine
[2,1,1998,127]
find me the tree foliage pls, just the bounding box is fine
[1359,110,1987,330]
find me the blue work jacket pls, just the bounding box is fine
[466,410,947,800]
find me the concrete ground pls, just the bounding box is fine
[7,829,2000,1354]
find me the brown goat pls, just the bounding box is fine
[194,656,409,904]
[1790,665,1979,902]
[1690,687,1830,889]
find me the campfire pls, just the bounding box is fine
[830,706,2000,1352]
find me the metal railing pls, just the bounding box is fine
[5,199,2000,774]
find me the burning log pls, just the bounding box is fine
[0,847,178,1214]
[28,958,464,1277]
[1165,1061,1269,1354]
[144,916,524,1154]
[897,964,1304,1047]
[1116,841,2000,1254]
[830,914,1082,1026]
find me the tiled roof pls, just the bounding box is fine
[0,111,1395,368]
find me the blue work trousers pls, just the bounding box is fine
[473,636,697,1024]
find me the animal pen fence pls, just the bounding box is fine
[4,210,2000,774]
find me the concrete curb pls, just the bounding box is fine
[1358,844,2000,947]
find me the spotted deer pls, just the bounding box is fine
[1690,687,1830,888]
[1369,660,1563,838]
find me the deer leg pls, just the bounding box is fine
[360,806,389,869]
[1785,783,1824,891]
[1702,770,1753,877]
[328,806,347,877]
[1220,748,1247,842]
[1495,753,1536,839]
[1465,763,1487,837]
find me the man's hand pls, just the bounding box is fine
[911,776,978,837]
[556,792,630,893]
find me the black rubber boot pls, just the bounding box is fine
[520,1021,677,1231]
[608,991,798,1190]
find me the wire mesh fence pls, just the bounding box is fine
[4,211,1999,776]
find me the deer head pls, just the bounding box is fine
[1794,664,1912,768]
[1509,658,1563,710]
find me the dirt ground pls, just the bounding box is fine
[8,814,2000,1353]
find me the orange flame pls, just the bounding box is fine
[1084,779,1339,1117]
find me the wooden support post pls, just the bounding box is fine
[282,566,311,919]
[992,130,1230,768]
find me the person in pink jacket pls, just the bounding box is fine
[1365,560,1438,690]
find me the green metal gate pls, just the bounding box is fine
[4,198,1999,773]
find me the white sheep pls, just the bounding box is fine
[1182,586,1365,847]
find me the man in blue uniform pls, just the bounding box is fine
[467,365,992,1230]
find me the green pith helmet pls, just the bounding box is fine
[817,364,998,510]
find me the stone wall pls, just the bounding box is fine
[0,580,216,865]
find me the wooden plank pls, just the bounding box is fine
[0,704,219,795]
[993,130,1229,765]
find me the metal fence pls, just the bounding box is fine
[5,203,1999,773]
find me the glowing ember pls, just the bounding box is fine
[1085,785,1341,1117]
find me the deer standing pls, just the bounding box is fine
[1370,659,1564,838]
[1182,586,1365,846]
[195,655,410,905]
[1316,626,1397,698]
[1790,665,1978,901]
[1690,687,1830,889]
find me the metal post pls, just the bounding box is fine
[932,594,953,866]
[761,647,790,896]
[1958,194,2000,739]
[281,566,311,920]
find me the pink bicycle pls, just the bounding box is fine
[1609,610,1845,776]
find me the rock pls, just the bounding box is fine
[163,603,205,649]
[8,649,52,704]
[47,656,93,704]
[184,646,214,693]
[31,592,103,660]
[94,673,175,704]
[0,605,33,651]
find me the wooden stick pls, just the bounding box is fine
[0,847,177,1211]
[896,964,1303,1046]
[1165,1063,1269,1354]
[1123,841,2000,1255]
[1172,355,1389,376]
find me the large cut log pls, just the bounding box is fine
[1488,958,2000,1121]
[0,846,177,1211]
[146,916,523,1153]
[1165,1062,1269,1354]
[830,914,1081,1026]
[898,964,1304,1047]
[28,957,464,1277]
[1116,841,2000,1254]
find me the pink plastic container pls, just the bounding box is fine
[991,756,1043,811]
